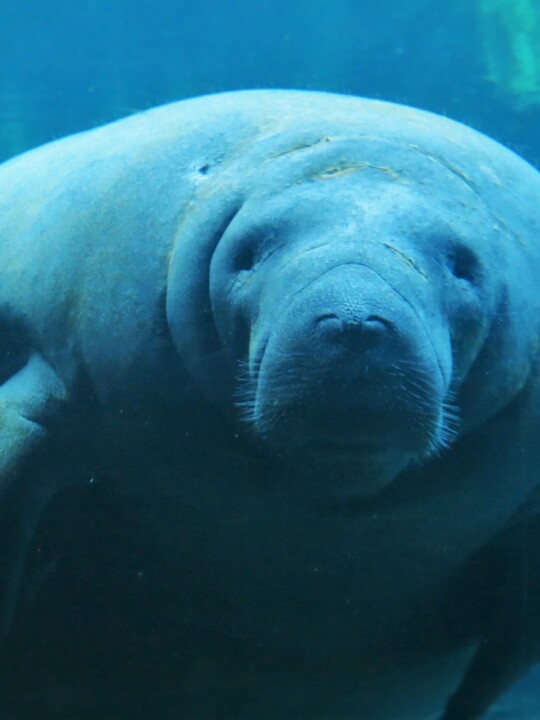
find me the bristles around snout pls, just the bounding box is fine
[234,356,461,459]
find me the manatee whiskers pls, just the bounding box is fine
[404,365,461,448]
[438,395,461,447]
[386,361,460,454]
[422,405,460,457]
[234,352,460,459]
[234,357,314,428]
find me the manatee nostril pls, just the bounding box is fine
[362,315,393,335]
[315,313,392,347]
[315,312,341,330]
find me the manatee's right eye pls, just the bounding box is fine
[230,229,284,276]
[233,243,257,273]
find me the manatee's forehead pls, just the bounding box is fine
[221,130,499,231]
[228,130,474,187]
[227,149,496,259]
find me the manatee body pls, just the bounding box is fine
[0,90,540,719]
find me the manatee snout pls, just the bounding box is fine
[243,264,453,465]
[314,312,393,354]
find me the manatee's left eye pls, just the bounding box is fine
[232,244,257,273]
[447,244,479,284]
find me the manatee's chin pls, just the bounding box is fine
[238,377,450,498]
[273,439,414,499]
[304,437,383,456]
[244,397,449,498]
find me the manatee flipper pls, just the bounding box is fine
[439,638,533,720]
[440,514,540,720]
[0,352,68,640]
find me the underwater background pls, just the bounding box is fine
[3,0,540,167]
[0,0,540,717]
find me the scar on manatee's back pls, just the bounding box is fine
[269,136,333,159]
[309,163,404,182]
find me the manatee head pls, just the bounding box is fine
[166,117,540,496]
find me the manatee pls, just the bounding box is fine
[0,90,539,719]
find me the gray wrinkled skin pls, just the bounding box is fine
[0,90,540,719]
